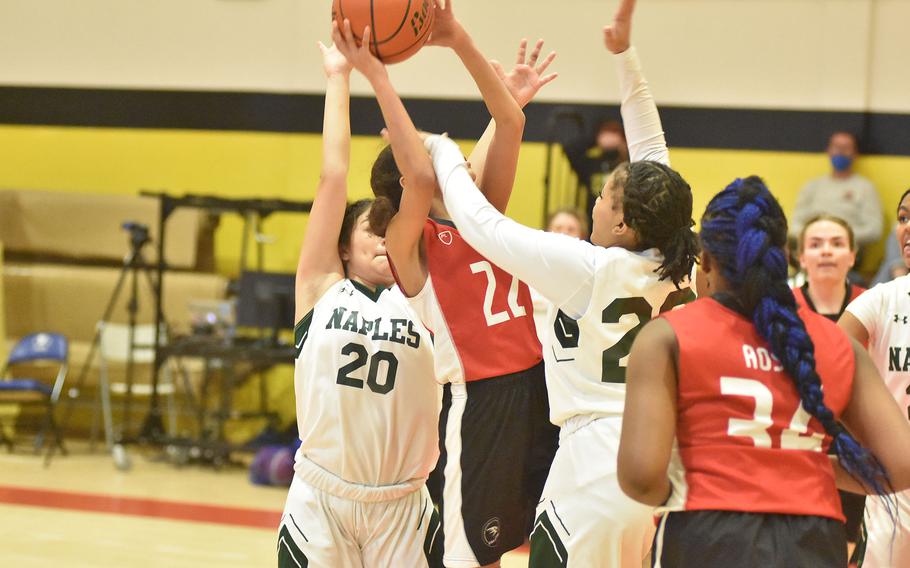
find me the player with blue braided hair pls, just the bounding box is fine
[618,176,910,567]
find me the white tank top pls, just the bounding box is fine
[293,279,439,492]
[545,247,694,425]
[846,274,910,413]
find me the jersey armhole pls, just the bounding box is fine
[387,238,429,299]
[294,310,314,358]
[844,284,880,338]
[406,273,434,310]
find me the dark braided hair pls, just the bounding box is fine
[701,176,892,497]
[368,144,403,237]
[611,161,700,287]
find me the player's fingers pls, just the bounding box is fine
[331,22,346,49]
[536,51,557,74]
[528,39,544,66]
[539,72,559,87]
[515,38,527,65]
[615,0,636,21]
[356,25,372,55]
[341,18,356,45]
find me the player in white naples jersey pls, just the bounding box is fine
[277,41,441,568]
[839,187,910,568]
[335,6,563,567]
[422,2,699,565]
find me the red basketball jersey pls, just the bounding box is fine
[397,218,542,383]
[660,297,854,521]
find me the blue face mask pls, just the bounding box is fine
[831,154,853,172]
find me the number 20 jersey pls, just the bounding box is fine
[293,279,439,490]
[545,247,694,426]
[660,298,852,520]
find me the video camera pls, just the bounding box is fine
[121,221,151,250]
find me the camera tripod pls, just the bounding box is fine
[51,222,167,468]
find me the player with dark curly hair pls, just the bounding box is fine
[419,1,699,564]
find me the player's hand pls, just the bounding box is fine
[318,41,352,78]
[332,19,387,81]
[426,0,467,50]
[491,38,558,108]
[603,0,635,54]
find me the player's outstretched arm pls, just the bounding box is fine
[334,20,436,296]
[295,42,352,322]
[604,0,669,166]
[428,0,525,212]
[467,38,557,211]
[838,310,871,346]
[839,339,910,493]
[425,133,599,317]
[618,318,677,506]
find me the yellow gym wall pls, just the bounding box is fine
[3,123,908,434]
[2,124,908,275]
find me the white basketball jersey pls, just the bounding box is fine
[845,274,910,412]
[544,247,694,426]
[293,279,439,488]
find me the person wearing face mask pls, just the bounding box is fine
[789,132,883,253]
[564,118,630,227]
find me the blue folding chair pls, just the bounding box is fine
[0,332,69,464]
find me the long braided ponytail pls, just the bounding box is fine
[700,176,892,497]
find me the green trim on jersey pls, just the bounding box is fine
[277,525,309,567]
[350,280,387,302]
[529,510,569,567]
[294,310,314,359]
[423,505,443,567]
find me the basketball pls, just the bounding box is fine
[332,0,435,64]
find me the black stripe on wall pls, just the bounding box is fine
[1,86,908,156]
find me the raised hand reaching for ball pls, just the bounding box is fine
[492,38,558,108]
[332,20,387,82]
[603,0,636,54]
[317,41,352,79]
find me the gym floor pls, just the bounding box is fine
[0,443,529,567]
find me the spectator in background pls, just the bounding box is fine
[546,207,589,241]
[792,214,866,565]
[564,118,629,223]
[790,131,883,254]
[794,214,865,318]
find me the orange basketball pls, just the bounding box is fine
[332,0,435,64]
